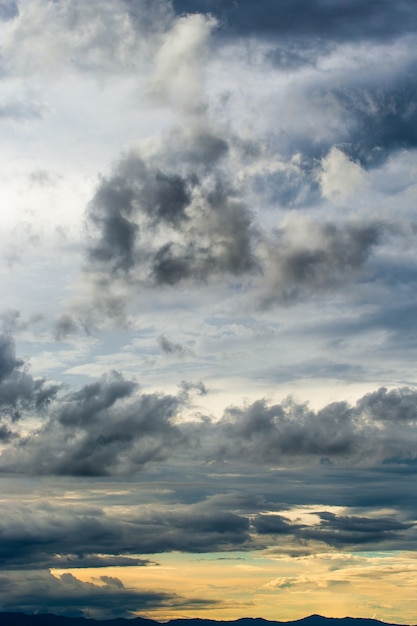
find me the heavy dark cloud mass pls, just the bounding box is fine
[2,334,417,476]
[0,496,251,571]
[0,368,182,476]
[0,334,60,422]
[0,569,215,619]
[86,127,257,290]
[84,129,386,312]
[79,0,417,315]
[211,389,417,467]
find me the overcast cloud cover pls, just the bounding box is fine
[1,0,417,623]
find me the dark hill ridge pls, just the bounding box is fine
[0,614,413,626]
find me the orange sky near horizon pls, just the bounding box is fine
[53,549,417,624]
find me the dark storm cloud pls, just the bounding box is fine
[133,502,251,553]
[88,173,139,274]
[303,512,415,549]
[173,0,417,43]
[0,333,60,421]
[151,180,256,285]
[1,371,183,476]
[252,514,295,536]
[1,485,414,574]
[0,423,13,441]
[0,496,251,572]
[57,371,138,427]
[86,127,257,291]
[356,387,417,423]
[84,125,386,312]
[0,503,153,570]
[0,570,215,619]
[253,511,415,549]
[252,510,416,552]
[0,333,21,382]
[3,366,417,475]
[2,341,417,478]
[215,398,359,462]
[260,222,381,306]
[209,387,417,467]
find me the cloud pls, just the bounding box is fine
[325,66,417,165]
[0,333,60,421]
[0,486,414,579]
[0,367,184,476]
[253,510,416,552]
[304,511,415,548]
[0,333,21,382]
[133,500,251,553]
[0,0,174,77]
[84,124,257,300]
[53,314,79,340]
[2,2,417,620]
[0,502,154,570]
[179,380,207,397]
[0,96,47,121]
[3,330,417,475]
[319,148,365,202]
[0,494,251,572]
[0,569,214,619]
[216,29,417,178]
[148,12,217,113]
[158,335,192,359]
[173,0,417,44]
[259,217,381,306]
[252,514,296,536]
[205,387,417,467]
[81,121,386,322]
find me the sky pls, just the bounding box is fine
[1,0,417,622]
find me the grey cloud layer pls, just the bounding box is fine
[0,334,60,423]
[0,569,216,619]
[2,374,182,476]
[78,7,417,315]
[2,332,417,476]
[86,127,257,289]
[0,496,251,571]
[1,331,417,614]
[1,486,415,573]
[0,481,415,591]
[211,388,417,466]
[83,124,384,312]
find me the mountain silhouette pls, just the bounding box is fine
[0,614,412,626]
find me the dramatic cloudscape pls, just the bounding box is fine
[1,0,417,622]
